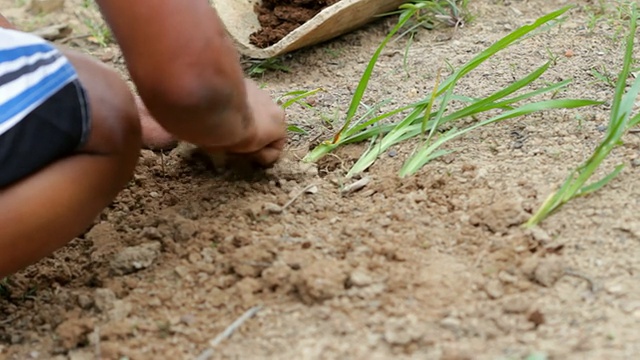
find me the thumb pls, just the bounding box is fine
[250,138,286,167]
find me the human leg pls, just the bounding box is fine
[136,95,177,150]
[0,48,141,278]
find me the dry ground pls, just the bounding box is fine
[1,0,640,359]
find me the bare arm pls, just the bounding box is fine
[95,0,257,148]
[0,13,15,29]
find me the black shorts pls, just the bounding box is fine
[0,79,91,188]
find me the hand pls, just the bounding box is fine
[136,96,178,150]
[203,79,287,167]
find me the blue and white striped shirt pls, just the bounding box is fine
[0,28,77,136]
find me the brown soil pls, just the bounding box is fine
[250,0,342,48]
[3,1,640,359]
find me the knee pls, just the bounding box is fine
[83,64,142,170]
[95,74,142,187]
[64,50,141,162]
[100,73,142,161]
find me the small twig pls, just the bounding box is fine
[341,176,371,196]
[0,315,17,326]
[473,247,488,268]
[564,268,599,293]
[59,34,91,44]
[94,326,101,360]
[195,306,262,360]
[281,184,317,211]
[160,150,166,177]
[29,24,71,41]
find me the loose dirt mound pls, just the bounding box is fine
[2,1,640,359]
[250,0,342,48]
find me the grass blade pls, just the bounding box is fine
[332,8,418,142]
[577,164,625,197]
[526,3,638,227]
[277,88,323,109]
[399,99,601,176]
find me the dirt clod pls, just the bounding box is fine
[2,0,640,358]
[109,241,161,275]
[263,202,283,214]
[231,245,275,278]
[502,295,532,314]
[532,257,564,287]
[94,288,116,313]
[55,317,94,350]
[295,259,347,304]
[470,198,528,233]
[262,263,293,291]
[383,315,424,346]
[527,309,545,327]
[484,279,505,299]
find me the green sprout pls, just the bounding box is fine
[527,3,640,227]
[303,4,600,178]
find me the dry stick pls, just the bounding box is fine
[281,184,317,211]
[29,24,71,41]
[94,326,101,360]
[195,305,263,360]
[0,315,17,325]
[59,34,91,44]
[341,176,371,195]
[564,268,599,293]
[160,150,166,177]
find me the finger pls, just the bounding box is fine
[270,137,286,152]
[251,146,283,167]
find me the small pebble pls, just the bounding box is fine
[179,314,196,326]
[304,185,319,194]
[439,316,461,331]
[484,279,504,299]
[533,257,564,287]
[263,202,283,214]
[503,295,531,314]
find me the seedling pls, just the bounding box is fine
[83,18,113,47]
[277,88,323,134]
[590,66,616,88]
[388,0,472,34]
[388,0,473,75]
[78,0,113,47]
[527,3,640,227]
[304,4,600,178]
[244,57,291,77]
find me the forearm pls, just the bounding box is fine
[0,13,16,29]
[95,0,253,147]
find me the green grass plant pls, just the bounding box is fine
[526,3,640,227]
[277,88,324,134]
[244,57,291,77]
[303,4,601,178]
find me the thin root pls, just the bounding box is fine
[282,184,318,211]
[564,268,599,293]
[195,305,263,360]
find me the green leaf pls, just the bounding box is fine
[287,125,307,134]
[527,3,638,227]
[334,7,419,138]
[399,99,601,177]
[577,164,625,197]
[277,88,323,109]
